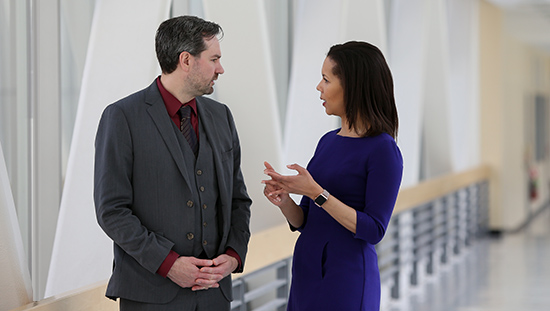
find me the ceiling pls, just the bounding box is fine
[487,0,550,53]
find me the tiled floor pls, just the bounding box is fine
[385,207,550,311]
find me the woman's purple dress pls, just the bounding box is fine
[287,130,403,311]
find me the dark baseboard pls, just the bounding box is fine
[488,230,503,238]
[489,202,550,235]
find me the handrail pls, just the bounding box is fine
[9,165,491,311]
[395,165,491,213]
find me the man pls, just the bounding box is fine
[94,15,251,310]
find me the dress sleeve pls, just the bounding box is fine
[288,132,330,232]
[354,138,403,244]
[289,195,310,232]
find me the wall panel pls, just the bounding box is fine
[203,0,287,232]
[45,0,171,298]
[0,142,32,311]
[447,0,480,171]
[422,0,453,178]
[388,0,429,186]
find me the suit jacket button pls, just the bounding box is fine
[203,240,208,245]
[203,222,207,227]
[202,204,207,209]
[187,200,194,207]
[196,170,203,176]
[187,233,194,240]
[200,186,205,192]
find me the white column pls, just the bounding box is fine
[30,0,62,300]
[339,0,387,53]
[388,0,430,187]
[447,0,480,171]
[203,0,287,232]
[45,0,171,297]
[60,0,95,178]
[283,0,342,169]
[421,0,453,178]
[0,142,32,310]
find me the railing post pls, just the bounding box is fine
[390,216,400,299]
[439,197,449,265]
[276,258,291,311]
[230,278,245,311]
[426,203,435,275]
[410,208,419,286]
[463,186,470,247]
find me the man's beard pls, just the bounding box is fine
[189,74,216,96]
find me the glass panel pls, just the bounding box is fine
[60,0,95,181]
[264,0,292,132]
[0,0,31,265]
[384,0,393,57]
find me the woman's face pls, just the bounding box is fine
[316,57,345,117]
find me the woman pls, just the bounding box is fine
[262,41,403,311]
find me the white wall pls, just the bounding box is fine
[390,0,481,185]
[203,0,286,232]
[0,141,32,310]
[389,0,429,187]
[44,0,171,298]
[422,0,453,179]
[447,0,480,172]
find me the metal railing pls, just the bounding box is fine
[377,180,489,299]
[231,178,490,310]
[231,257,291,311]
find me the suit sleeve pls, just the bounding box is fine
[94,104,174,274]
[222,106,252,273]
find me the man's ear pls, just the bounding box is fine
[179,51,192,72]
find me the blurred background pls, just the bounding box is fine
[1,0,549,309]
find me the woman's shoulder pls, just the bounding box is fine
[368,133,402,163]
[317,129,340,143]
[325,128,340,137]
[369,132,397,145]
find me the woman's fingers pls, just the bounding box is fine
[287,163,309,176]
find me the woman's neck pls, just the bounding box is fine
[338,117,364,137]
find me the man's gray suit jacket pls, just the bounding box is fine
[94,80,252,304]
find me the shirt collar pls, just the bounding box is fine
[156,76,197,117]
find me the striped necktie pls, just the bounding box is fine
[179,105,198,157]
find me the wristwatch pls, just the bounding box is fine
[314,189,330,207]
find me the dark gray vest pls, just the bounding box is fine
[180,118,221,258]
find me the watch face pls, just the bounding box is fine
[315,194,327,206]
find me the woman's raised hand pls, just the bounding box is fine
[262,161,289,206]
[262,161,323,200]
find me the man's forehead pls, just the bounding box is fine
[199,37,221,57]
[204,37,220,49]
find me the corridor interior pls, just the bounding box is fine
[386,207,550,311]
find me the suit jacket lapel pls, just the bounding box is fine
[144,82,192,191]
